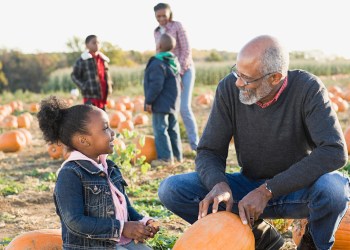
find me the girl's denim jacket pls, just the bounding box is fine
[54,159,143,249]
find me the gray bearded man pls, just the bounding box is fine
[158,35,350,250]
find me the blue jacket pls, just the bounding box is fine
[143,57,181,114]
[54,159,143,249]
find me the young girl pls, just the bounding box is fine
[37,96,158,249]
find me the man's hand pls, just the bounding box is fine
[198,182,233,219]
[238,184,273,228]
[145,104,152,113]
[122,221,153,243]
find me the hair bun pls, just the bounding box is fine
[37,96,68,143]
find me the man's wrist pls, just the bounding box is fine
[258,183,273,199]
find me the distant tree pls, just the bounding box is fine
[0,50,59,92]
[101,42,135,66]
[205,50,223,62]
[0,61,8,93]
[66,36,84,65]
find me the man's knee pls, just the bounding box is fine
[158,175,179,207]
[312,172,349,210]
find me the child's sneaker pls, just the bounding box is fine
[151,159,174,168]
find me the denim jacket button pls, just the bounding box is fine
[93,186,98,192]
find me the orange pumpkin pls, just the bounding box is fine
[6,228,62,250]
[121,110,133,121]
[115,102,126,112]
[1,115,18,129]
[17,128,32,145]
[173,211,254,250]
[196,93,214,106]
[106,99,115,109]
[0,104,12,116]
[17,114,31,129]
[117,120,134,132]
[333,203,350,249]
[135,135,157,163]
[337,99,349,112]
[110,111,126,128]
[133,113,149,126]
[47,143,63,159]
[0,130,26,152]
[29,103,40,113]
[292,203,350,249]
[124,101,135,111]
[328,85,344,99]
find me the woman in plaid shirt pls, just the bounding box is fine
[154,3,199,151]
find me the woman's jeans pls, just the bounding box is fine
[181,67,199,150]
[158,171,350,250]
[152,112,182,161]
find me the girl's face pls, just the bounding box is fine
[84,109,115,161]
[86,37,100,53]
[155,8,171,26]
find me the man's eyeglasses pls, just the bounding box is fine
[231,64,274,86]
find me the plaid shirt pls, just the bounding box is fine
[154,21,193,74]
[71,51,113,100]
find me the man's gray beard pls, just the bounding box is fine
[239,80,274,105]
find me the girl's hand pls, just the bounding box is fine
[123,221,152,243]
[146,219,160,237]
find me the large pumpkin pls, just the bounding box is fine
[173,211,254,250]
[135,135,157,163]
[0,130,26,152]
[293,203,350,249]
[6,228,62,250]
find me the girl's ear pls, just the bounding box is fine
[72,134,91,148]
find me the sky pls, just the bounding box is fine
[1,0,350,58]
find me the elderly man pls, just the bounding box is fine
[158,35,350,250]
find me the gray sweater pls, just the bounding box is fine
[196,70,348,198]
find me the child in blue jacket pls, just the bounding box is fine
[144,33,183,167]
[37,96,158,249]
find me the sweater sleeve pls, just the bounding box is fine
[175,22,191,74]
[71,59,85,91]
[195,77,234,190]
[267,79,348,197]
[144,63,166,105]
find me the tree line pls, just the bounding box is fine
[0,36,347,93]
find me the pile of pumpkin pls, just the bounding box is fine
[328,85,350,113]
[107,95,149,132]
[0,101,34,153]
